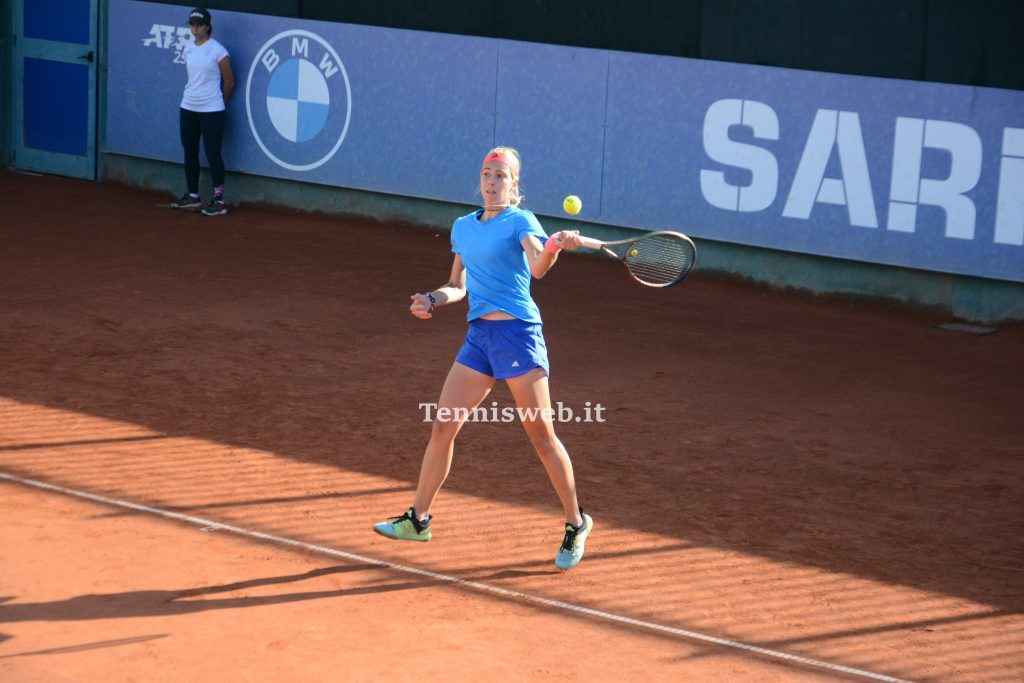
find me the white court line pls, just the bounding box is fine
[0,471,916,683]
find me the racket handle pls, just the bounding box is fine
[577,235,604,250]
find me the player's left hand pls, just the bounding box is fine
[409,293,433,319]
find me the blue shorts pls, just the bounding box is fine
[455,318,550,380]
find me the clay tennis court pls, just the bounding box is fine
[1,171,1022,682]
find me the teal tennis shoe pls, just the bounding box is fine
[555,510,593,570]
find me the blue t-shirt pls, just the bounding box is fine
[451,206,548,323]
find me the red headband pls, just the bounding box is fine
[482,152,520,175]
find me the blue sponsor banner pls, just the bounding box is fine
[603,54,1024,283]
[108,1,1024,282]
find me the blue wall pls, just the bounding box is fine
[107,1,1024,283]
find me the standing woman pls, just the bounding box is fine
[171,7,234,216]
[374,147,594,571]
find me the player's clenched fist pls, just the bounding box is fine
[409,293,434,319]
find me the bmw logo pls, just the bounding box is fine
[245,29,352,171]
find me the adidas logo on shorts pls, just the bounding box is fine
[511,361,520,367]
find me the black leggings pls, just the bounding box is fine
[179,108,225,194]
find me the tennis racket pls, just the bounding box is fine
[576,231,696,287]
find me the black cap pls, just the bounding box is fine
[188,8,211,25]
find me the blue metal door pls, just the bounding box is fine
[14,0,98,179]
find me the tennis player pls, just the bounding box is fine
[374,147,593,570]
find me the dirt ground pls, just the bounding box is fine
[1,170,1022,682]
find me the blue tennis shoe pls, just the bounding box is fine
[555,510,593,570]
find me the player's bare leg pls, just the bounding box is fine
[374,362,493,541]
[412,362,495,516]
[506,367,592,569]
[506,368,583,526]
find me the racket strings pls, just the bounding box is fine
[623,234,696,286]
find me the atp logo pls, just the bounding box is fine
[245,30,351,171]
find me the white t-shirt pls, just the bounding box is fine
[181,38,229,112]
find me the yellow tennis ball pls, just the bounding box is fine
[630,249,638,256]
[563,195,582,215]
